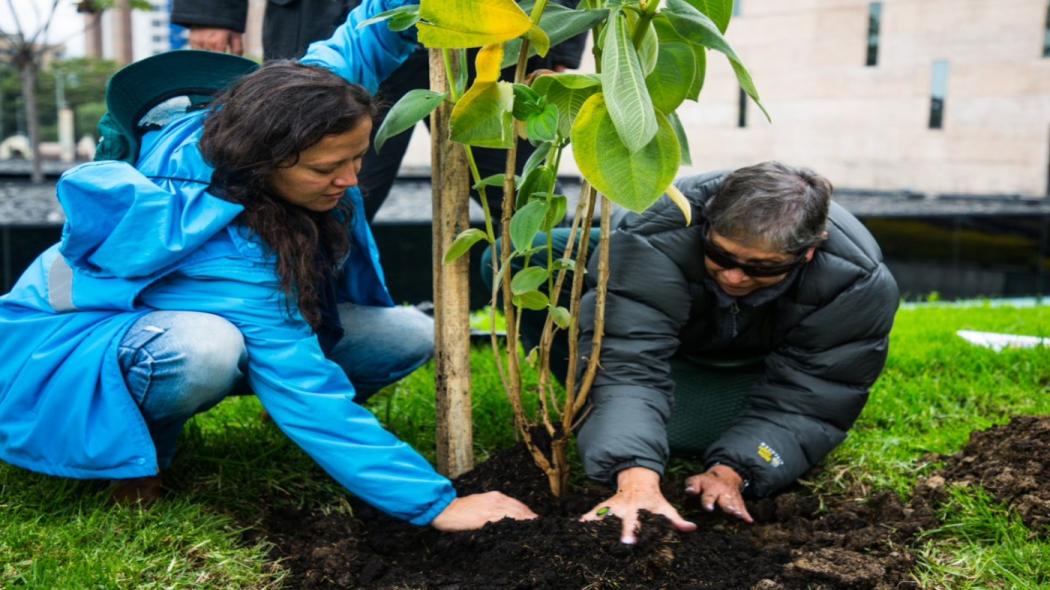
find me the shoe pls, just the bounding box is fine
[110,475,164,505]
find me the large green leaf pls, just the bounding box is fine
[418,0,532,48]
[501,4,609,68]
[532,73,601,137]
[601,10,658,153]
[686,45,707,101]
[667,111,692,166]
[653,16,707,101]
[645,41,696,114]
[450,81,515,148]
[374,89,446,153]
[510,199,550,252]
[684,0,734,33]
[663,0,769,121]
[571,93,681,212]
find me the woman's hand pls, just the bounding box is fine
[580,467,697,544]
[430,491,537,532]
[684,464,753,523]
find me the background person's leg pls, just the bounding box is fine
[360,49,431,222]
[117,311,247,470]
[326,303,435,403]
[479,228,600,384]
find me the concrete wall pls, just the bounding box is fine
[671,0,1050,197]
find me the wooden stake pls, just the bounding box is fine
[430,49,474,478]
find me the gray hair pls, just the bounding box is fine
[705,161,832,253]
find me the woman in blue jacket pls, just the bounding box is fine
[0,0,535,531]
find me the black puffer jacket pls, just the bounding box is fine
[171,0,354,61]
[576,172,899,497]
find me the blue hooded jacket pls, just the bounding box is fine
[0,0,456,526]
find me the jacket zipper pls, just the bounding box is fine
[729,301,740,338]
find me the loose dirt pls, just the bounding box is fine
[935,415,1050,535]
[252,415,1050,589]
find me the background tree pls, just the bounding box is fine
[1,0,145,181]
[1,0,62,182]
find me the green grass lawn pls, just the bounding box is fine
[1,303,1048,588]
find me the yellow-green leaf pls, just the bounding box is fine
[418,0,532,48]
[475,44,503,82]
[525,24,550,58]
[450,80,515,148]
[571,93,681,213]
[665,183,693,226]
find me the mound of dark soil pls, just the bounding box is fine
[254,440,935,590]
[248,415,1050,588]
[934,415,1050,534]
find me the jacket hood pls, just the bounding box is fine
[56,111,243,279]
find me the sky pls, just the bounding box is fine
[0,0,86,57]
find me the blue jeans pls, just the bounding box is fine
[117,304,434,469]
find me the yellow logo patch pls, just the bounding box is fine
[757,442,784,468]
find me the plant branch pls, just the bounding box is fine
[562,182,597,423]
[571,196,612,419]
[537,182,586,423]
[632,0,659,48]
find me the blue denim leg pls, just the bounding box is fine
[326,303,435,402]
[117,311,247,469]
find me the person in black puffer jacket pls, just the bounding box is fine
[555,162,898,544]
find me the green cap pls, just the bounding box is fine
[98,49,259,163]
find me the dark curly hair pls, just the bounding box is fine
[199,61,377,328]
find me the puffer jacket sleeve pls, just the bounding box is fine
[575,215,694,484]
[170,0,248,33]
[300,0,419,94]
[138,258,455,525]
[703,262,899,498]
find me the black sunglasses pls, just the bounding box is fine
[699,222,808,278]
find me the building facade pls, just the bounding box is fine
[672,0,1050,197]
